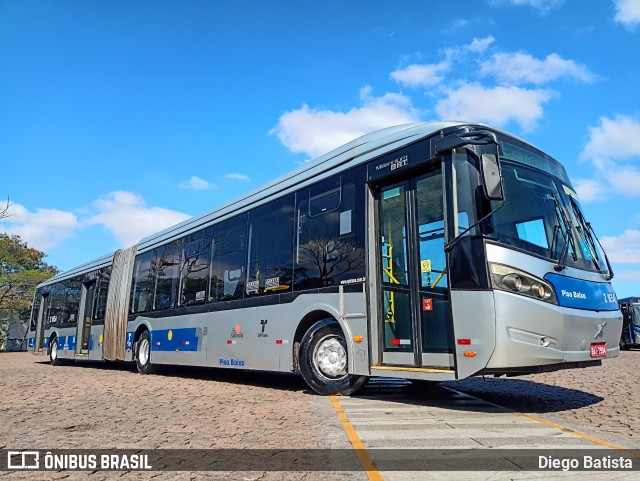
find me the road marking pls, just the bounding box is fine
[329,395,384,481]
[443,386,639,456]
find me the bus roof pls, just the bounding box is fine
[137,121,465,250]
[39,120,469,286]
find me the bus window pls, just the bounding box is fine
[154,240,182,311]
[294,168,365,290]
[93,268,111,322]
[180,227,212,306]
[130,250,155,313]
[64,279,82,325]
[211,214,247,302]
[48,283,65,325]
[246,195,294,296]
[30,287,43,331]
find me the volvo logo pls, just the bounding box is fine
[594,322,607,339]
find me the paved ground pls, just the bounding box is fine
[0,352,364,480]
[0,350,638,480]
[447,350,639,446]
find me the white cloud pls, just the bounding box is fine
[391,37,495,89]
[466,36,495,53]
[573,178,609,203]
[270,86,420,159]
[0,203,80,251]
[390,61,451,88]
[579,115,640,199]
[581,115,640,162]
[435,83,555,131]
[489,0,565,14]
[615,0,640,27]
[600,230,640,264]
[179,176,216,190]
[225,173,250,181]
[480,52,595,85]
[87,191,190,246]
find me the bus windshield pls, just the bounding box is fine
[484,151,610,275]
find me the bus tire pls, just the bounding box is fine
[136,331,158,374]
[49,337,62,366]
[299,321,368,396]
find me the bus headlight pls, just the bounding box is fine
[489,263,557,304]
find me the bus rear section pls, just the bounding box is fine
[619,297,640,349]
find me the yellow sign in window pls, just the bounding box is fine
[421,260,432,272]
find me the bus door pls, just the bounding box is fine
[34,293,49,353]
[377,168,454,369]
[76,281,96,354]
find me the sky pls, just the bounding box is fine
[1,0,639,298]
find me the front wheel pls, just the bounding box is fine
[49,337,62,366]
[299,321,368,395]
[136,331,158,374]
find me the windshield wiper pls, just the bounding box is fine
[549,192,576,272]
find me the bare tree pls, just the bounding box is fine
[0,197,11,220]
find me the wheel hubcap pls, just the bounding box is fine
[139,339,149,366]
[51,341,57,360]
[314,336,347,379]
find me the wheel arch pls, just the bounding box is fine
[132,322,152,360]
[291,306,351,371]
[47,330,59,355]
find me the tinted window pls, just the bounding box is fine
[64,279,82,325]
[93,267,111,321]
[294,166,366,290]
[130,250,155,313]
[47,279,81,325]
[211,214,247,302]
[30,287,43,331]
[48,283,65,325]
[154,240,182,311]
[246,195,294,296]
[180,227,212,306]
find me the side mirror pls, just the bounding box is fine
[481,153,504,201]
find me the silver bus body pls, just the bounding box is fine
[27,121,622,394]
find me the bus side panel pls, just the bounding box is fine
[125,292,369,375]
[88,325,105,361]
[450,290,496,379]
[52,327,78,360]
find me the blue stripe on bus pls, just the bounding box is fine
[543,274,619,311]
[150,328,199,352]
[126,331,134,351]
[57,335,77,351]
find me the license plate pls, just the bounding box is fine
[590,343,607,358]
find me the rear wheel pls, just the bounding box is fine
[49,337,61,366]
[136,331,158,374]
[299,321,368,395]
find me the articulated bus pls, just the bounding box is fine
[28,122,623,395]
[619,297,640,349]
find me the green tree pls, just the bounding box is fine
[0,234,58,349]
